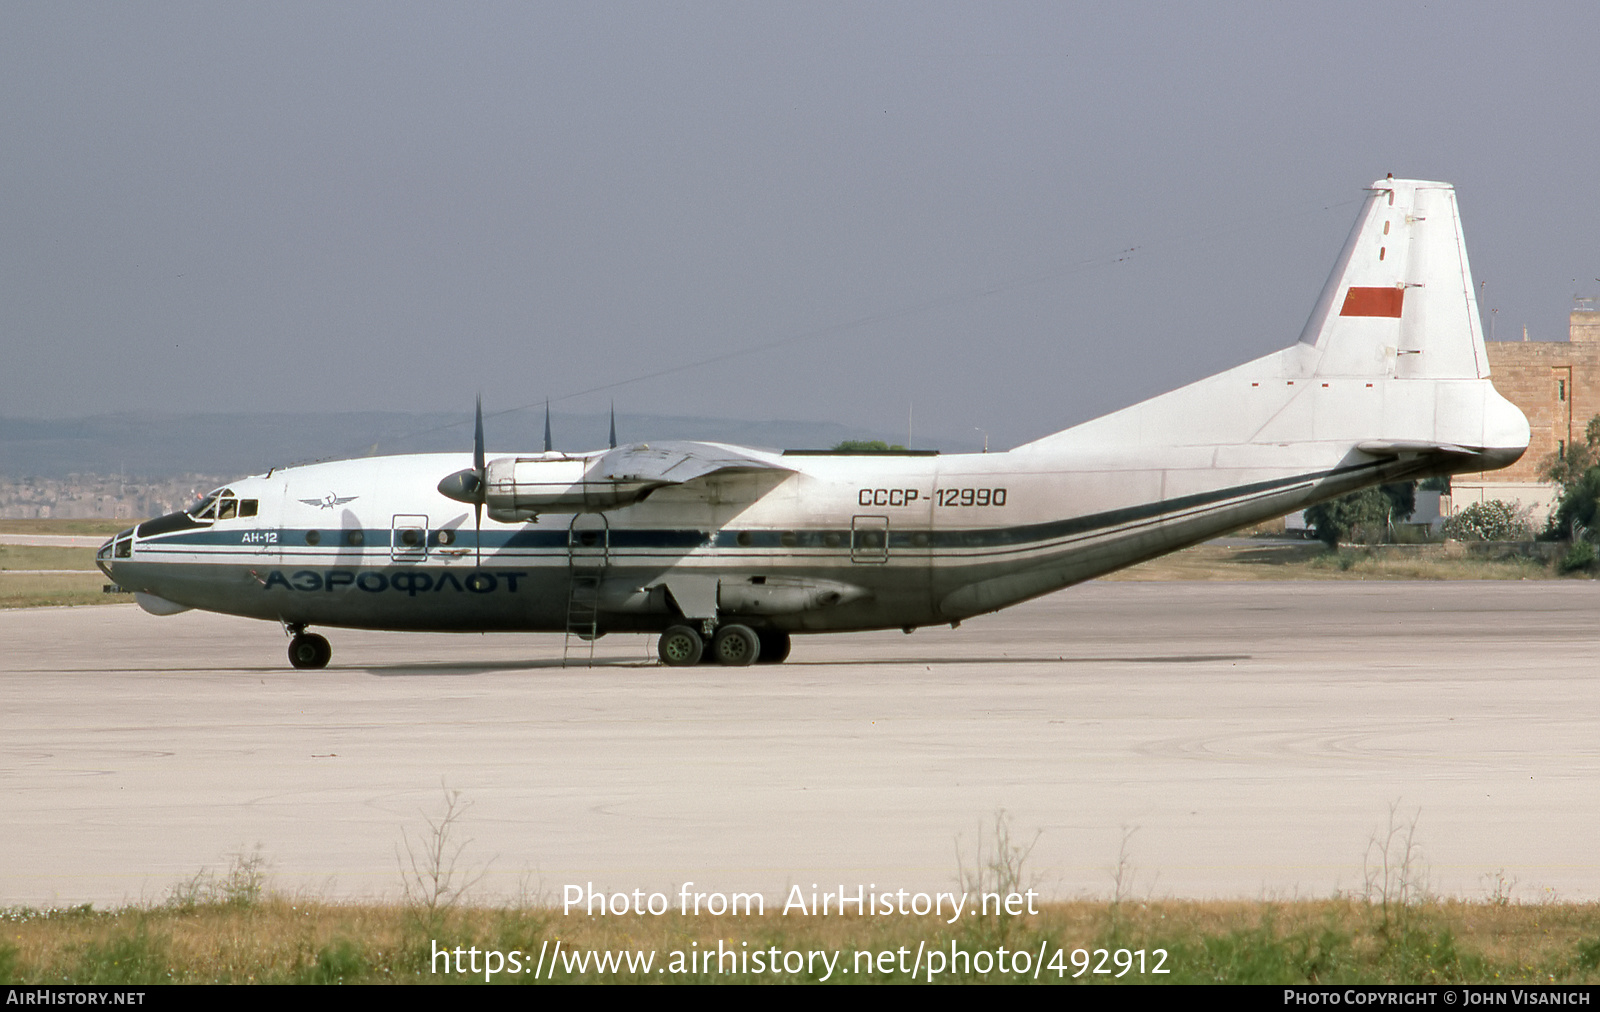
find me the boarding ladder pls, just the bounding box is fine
[563,515,609,667]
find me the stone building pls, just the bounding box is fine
[1452,305,1600,522]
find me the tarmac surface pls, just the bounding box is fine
[3,580,1598,908]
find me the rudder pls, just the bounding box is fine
[1299,178,1488,381]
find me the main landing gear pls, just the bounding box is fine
[657,624,791,667]
[755,628,791,664]
[284,623,332,669]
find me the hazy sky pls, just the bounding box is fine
[4,2,1597,449]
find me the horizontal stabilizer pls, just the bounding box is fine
[1356,440,1476,457]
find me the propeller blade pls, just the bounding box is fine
[474,395,485,476]
[438,396,488,505]
[474,396,486,566]
[543,399,553,453]
[436,397,490,563]
[609,401,617,449]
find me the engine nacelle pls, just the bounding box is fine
[482,456,656,521]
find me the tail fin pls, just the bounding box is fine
[1016,177,1526,460]
[1300,177,1489,380]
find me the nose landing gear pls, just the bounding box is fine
[283,623,332,669]
[288,633,332,669]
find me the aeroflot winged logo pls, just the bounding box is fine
[299,492,359,509]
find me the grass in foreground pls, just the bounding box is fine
[0,519,135,536]
[0,544,126,608]
[0,572,129,609]
[6,895,1600,984]
[0,545,101,570]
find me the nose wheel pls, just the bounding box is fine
[288,632,332,669]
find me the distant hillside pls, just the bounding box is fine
[0,411,968,480]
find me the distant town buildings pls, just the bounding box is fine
[0,475,222,520]
[1452,303,1600,523]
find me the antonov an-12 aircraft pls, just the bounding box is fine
[99,178,1529,669]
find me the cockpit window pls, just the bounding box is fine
[189,491,222,520]
[189,488,245,523]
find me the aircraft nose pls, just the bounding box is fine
[96,527,136,580]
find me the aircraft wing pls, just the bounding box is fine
[472,440,794,520]
[588,441,795,485]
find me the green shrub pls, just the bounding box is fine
[1441,500,1532,542]
[301,939,367,984]
[74,927,169,984]
[1559,539,1596,574]
[1575,937,1600,972]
